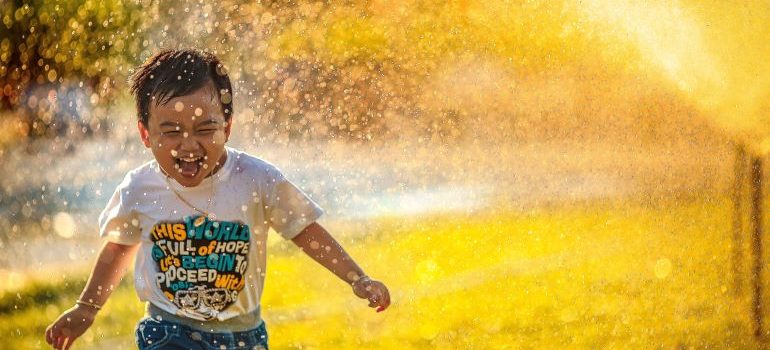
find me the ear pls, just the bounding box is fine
[138,120,152,148]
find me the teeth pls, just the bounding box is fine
[179,156,202,162]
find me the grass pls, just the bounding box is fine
[1,197,761,349]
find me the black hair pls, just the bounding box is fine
[129,48,233,128]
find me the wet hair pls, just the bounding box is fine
[129,48,233,128]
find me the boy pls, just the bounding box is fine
[45,48,390,350]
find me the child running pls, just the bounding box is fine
[45,48,390,350]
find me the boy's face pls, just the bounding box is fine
[138,83,232,187]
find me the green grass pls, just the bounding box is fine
[2,197,761,349]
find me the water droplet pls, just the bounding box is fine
[347,272,360,282]
[53,212,76,238]
[220,92,232,104]
[654,258,672,279]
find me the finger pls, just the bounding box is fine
[49,329,59,348]
[54,335,64,350]
[45,326,53,345]
[372,286,389,312]
[59,336,69,350]
[368,292,379,307]
[376,300,389,312]
[63,336,74,350]
[382,287,391,307]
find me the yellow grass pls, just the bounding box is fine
[2,197,761,349]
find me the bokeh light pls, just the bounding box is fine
[1,1,769,349]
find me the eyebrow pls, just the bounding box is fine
[158,119,220,129]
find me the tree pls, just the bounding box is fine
[0,0,145,138]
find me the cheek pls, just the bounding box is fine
[211,130,227,145]
[151,140,173,156]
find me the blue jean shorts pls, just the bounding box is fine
[135,317,269,350]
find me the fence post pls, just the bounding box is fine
[733,144,746,296]
[750,156,763,338]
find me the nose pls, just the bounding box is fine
[178,132,201,153]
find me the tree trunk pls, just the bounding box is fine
[750,156,763,338]
[733,144,746,296]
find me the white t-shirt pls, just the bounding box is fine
[98,147,323,323]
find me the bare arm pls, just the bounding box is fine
[45,241,139,350]
[291,222,390,312]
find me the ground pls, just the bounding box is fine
[1,196,762,349]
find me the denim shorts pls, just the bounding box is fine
[135,317,269,350]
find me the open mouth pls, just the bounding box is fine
[174,155,205,178]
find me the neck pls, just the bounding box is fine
[208,151,228,178]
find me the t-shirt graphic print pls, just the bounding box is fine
[151,214,250,320]
[99,147,325,323]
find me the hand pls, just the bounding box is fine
[352,276,391,312]
[45,304,98,350]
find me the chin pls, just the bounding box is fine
[177,177,203,187]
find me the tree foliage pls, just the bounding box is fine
[0,0,645,142]
[1,0,145,138]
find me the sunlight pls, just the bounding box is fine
[582,0,721,102]
[581,0,770,147]
[2,1,768,348]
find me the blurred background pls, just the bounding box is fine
[1,0,769,349]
